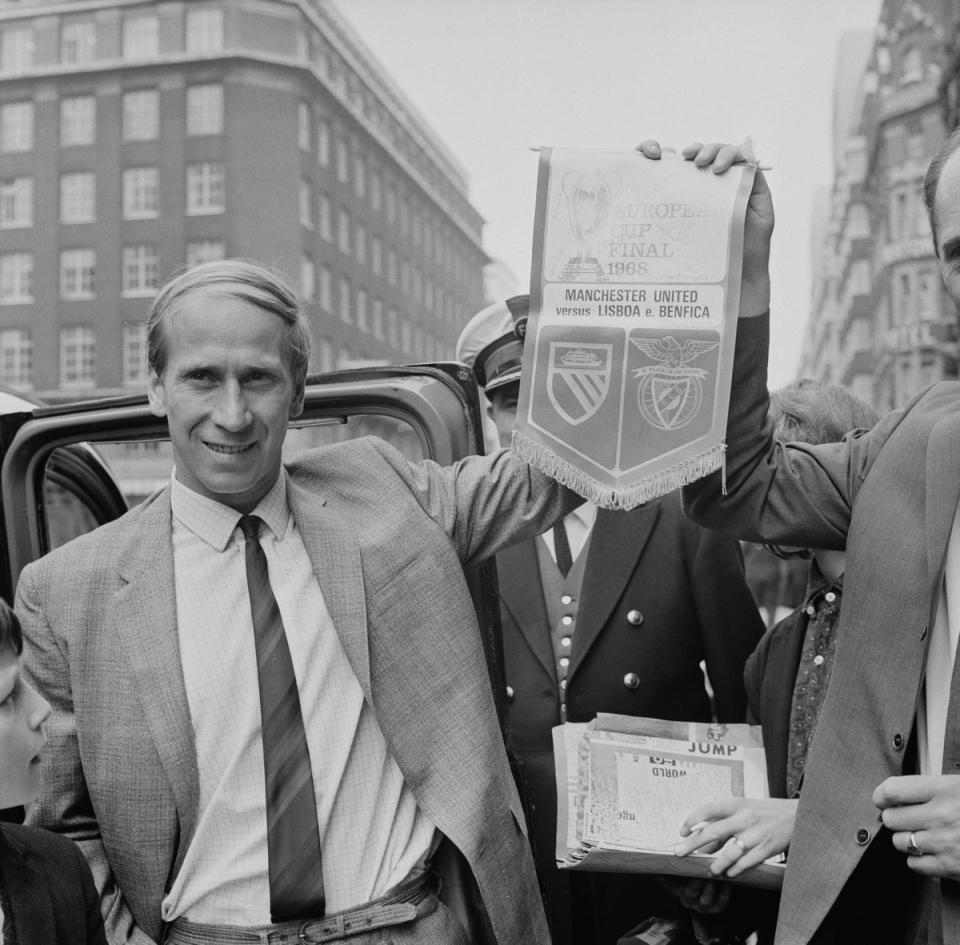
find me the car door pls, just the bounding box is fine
[0,362,510,725]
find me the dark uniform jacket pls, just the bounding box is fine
[497,491,765,945]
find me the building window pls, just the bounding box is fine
[123,168,159,220]
[387,308,398,346]
[0,177,32,229]
[355,223,366,265]
[318,264,332,310]
[60,326,96,388]
[60,96,96,147]
[336,138,349,183]
[298,102,311,152]
[122,244,159,296]
[354,154,366,198]
[60,20,96,65]
[186,84,223,136]
[337,209,351,255]
[0,253,32,303]
[123,14,159,60]
[185,240,225,267]
[370,170,381,212]
[318,119,330,167]
[356,289,367,331]
[122,322,148,386]
[185,8,224,54]
[387,249,397,285]
[0,102,32,152]
[339,277,351,323]
[386,183,396,224]
[372,299,384,340]
[401,318,411,353]
[0,27,33,75]
[371,236,382,276]
[123,90,158,141]
[60,172,95,224]
[300,256,315,301]
[0,329,31,389]
[60,249,95,300]
[186,162,225,215]
[299,180,314,229]
[318,193,332,241]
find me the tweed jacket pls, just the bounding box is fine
[0,822,106,944]
[497,495,764,943]
[685,315,960,945]
[17,437,578,945]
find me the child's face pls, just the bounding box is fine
[0,645,50,808]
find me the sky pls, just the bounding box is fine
[333,0,885,388]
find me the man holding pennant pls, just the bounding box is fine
[668,134,960,944]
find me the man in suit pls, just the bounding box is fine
[456,296,765,945]
[18,259,581,945]
[637,134,960,944]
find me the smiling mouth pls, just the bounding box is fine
[204,442,255,455]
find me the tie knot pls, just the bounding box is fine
[239,515,262,542]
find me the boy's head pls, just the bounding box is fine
[0,599,50,808]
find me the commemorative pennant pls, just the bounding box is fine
[513,147,756,509]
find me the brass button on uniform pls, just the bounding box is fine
[560,657,569,668]
[825,591,837,603]
[623,672,640,690]
[893,732,904,750]
[561,594,573,605]
[855,828,870,845]
[561,636,571,648]
[626,610,643,626]
[561,615,573,626]
[505,685,514,703]
[560,679,567,691]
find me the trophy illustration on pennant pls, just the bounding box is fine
[559,169,617,281]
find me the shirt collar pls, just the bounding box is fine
[567,502,598,531]
[170,469,291,551]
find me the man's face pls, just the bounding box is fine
[935,149,960,308]
[486,382,519,448]
[147,288,305,512]
[0,645,49,809]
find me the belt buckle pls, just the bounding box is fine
[297,919,335,945]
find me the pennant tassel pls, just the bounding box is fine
[513,430,726,510]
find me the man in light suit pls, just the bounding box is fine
[456,297,765,944]
[18,259,580,944]
[637,134,960,944]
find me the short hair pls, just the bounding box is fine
[147,259,312,383]
[0,599,23,657]
[923,126,960,256]
[769,377,878,446]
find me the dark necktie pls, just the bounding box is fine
[239,515,325,921]
[553,517,574,577]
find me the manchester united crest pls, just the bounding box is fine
[546,342,613,425]
[630,335,719,431]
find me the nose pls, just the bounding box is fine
[212,380,251,432]
[24,680,51,730]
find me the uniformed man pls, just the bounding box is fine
[457,295,766,945]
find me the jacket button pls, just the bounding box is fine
[855,828,870,845]
[893,732,904,750]
[626,610,643,626]
[623,672,640,690]
[505,686,514,703]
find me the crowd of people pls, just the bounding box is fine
[9,128,960,945]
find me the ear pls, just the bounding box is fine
[147,370,167,418]
[289,377,306,419]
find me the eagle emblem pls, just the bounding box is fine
[630,335,718,431]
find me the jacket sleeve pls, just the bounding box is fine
[683,313,906,551]
[17,565,157,945]
[687,527,765,722]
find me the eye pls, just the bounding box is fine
[0,684,18,708]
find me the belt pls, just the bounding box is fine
[165,872,438,945]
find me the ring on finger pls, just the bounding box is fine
[907,832,925,857]
[730,836,749,854]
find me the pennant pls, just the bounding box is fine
[513,147,755,509]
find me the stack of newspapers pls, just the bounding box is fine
[553,714,785,889]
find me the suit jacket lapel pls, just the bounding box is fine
[1,827,55,944]
[571,503,660,678]
[925,412,960,582]
[287,480,370,697]
[498,539,554,680]
[111,492,199,870]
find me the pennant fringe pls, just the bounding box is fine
[512,430,727,511]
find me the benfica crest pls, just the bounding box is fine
[547,341,613,425]
[631,336,718,431]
